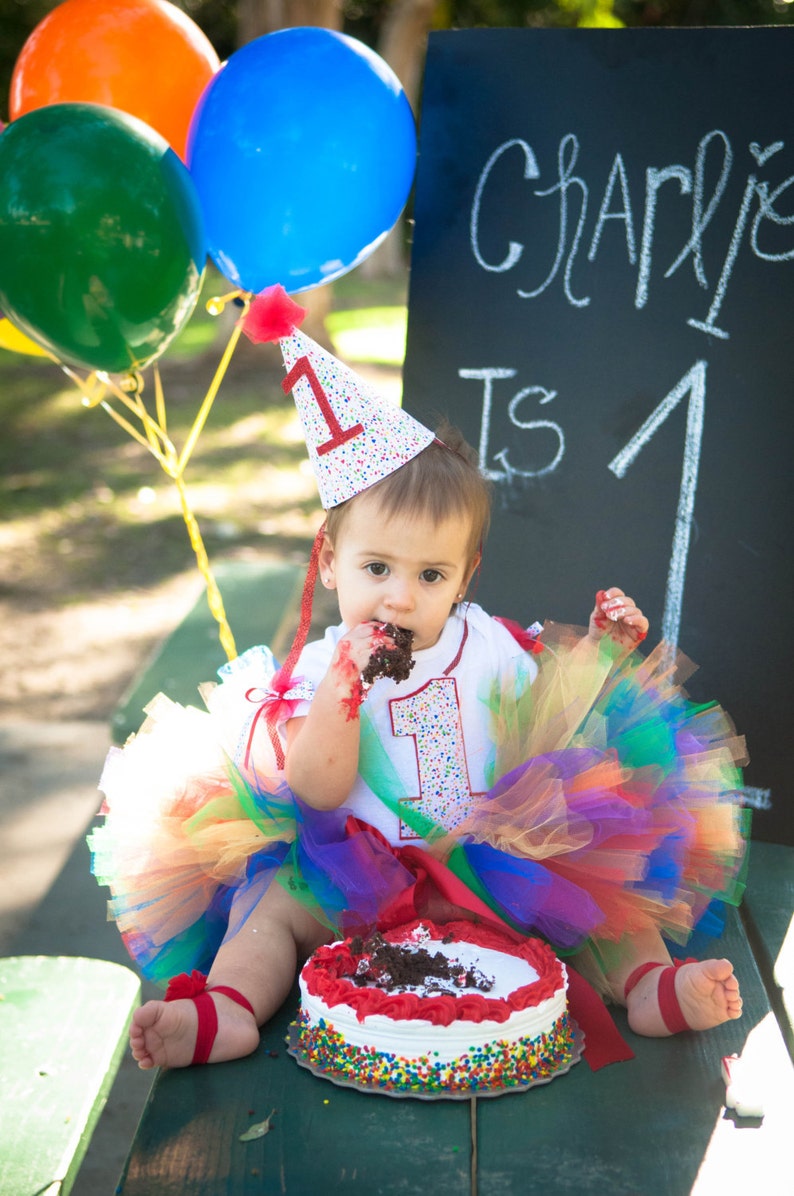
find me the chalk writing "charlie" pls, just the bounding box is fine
[470,130,794,340]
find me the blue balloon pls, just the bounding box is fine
[187,28,416,294]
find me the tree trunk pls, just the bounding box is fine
[237,0,342,44]
[378,0,438,113]
[360,0,439,280]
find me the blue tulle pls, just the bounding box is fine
[460,840,606,948]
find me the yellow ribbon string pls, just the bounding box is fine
[60,364,108,408]
[96,399,170,468]
[129,383,166,461]
[174,471,237,662]
[57,293,253,661]
[177,292,250,475]
[153,363,167,438]
[112,382,173,454]
[71,366,173,458]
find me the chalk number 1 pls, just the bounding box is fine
[608,360,707,649]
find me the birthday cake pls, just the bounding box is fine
[289,920,575,1096]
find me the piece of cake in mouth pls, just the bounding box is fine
[289,920,577,1097]
[360,623,415,686]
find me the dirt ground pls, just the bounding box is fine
[0,569,206,719]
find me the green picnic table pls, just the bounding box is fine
[0,955,140,1196]
[114,891,792,1195]
[112,561,794,1195]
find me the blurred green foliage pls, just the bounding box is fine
[2,0,792,122]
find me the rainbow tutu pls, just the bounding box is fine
[89,625,749,987]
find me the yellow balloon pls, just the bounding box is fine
[0,314,49,357]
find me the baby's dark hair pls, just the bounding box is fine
[325,421,491,562]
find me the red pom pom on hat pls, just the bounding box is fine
[243,284,307,344]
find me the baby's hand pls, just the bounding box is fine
[589,588,648,646]
[330,622,394,688]
[326,622,396,722]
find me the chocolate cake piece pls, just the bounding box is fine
[351,932,494,994]
[361,623,414,685]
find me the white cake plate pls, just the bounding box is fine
[287,1020,584,1101]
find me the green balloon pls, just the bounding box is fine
[0,103,206,373]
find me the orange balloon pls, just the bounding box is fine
[9,0,219,161]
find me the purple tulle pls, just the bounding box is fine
[460,840,606,948]
[293,801,417,933]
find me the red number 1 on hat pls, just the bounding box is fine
[282,355,364,457]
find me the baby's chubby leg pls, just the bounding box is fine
[130,882,332,1069]
[602,927,742,1038]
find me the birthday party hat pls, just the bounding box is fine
[242,285,434,509]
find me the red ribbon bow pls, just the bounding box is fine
[494,616,545,654]
[244,668,305,771]
[165,970,208,1002]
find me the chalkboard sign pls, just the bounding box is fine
[403,28,794,844]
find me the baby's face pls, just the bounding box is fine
[320,490,477,652]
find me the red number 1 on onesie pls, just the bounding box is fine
[391,678,481,839]
[282,356,364,456]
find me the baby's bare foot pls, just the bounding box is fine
[627,959,742,1038]
[674,959,742,1030]
[130,992,259,1069]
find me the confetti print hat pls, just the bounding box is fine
[240,285,436,765]
[242,284,434,509]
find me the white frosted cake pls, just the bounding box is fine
[290,919,574,1095]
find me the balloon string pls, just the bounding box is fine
[174,471,237,662]
[206,290,244,315]
[59,364,108,408]
[63,363,176,463]
[132,388,166,460]
[178,294,250,474]
[58,365,107,409]
[59,301,256,663]
[153,363,168,437]
[120,387,174,461]
[97,398,171,469]
[95,390,236,659]
[102,375,174,457]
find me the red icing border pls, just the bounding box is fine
[301,919,565,1026]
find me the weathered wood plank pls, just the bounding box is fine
[742,841,794,1048]
[0,955,140,1196]
[116,913,794,1195]
[118,985,473,1195]
[475,908,794,1195]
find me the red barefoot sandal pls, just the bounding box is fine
[165,970,256,1065]
[623,958,697,1035]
